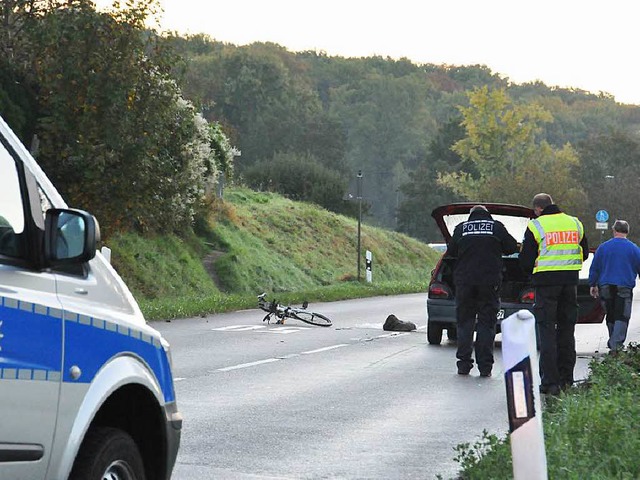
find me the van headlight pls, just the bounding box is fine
[161,337,174,369]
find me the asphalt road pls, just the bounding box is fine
[155,292,637,480]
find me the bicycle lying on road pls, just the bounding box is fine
[257,293,332,327]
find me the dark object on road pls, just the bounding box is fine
[383,314,416,332]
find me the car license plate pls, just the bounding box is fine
[497,309,505,320]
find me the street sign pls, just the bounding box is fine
[596,222,608,230]
[595,210,609,222]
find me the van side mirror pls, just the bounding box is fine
[44,208,100,266]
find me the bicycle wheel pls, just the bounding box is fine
[292,310,332,327]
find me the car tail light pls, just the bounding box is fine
[520,288,535,304]
[429,282,452,299]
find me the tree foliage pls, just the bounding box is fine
[1,0,227,236]
[438,87,586,213]
[576,132,640,242]
[170,37,640,233]
[397,119,465,241]
[243,151,354,215]
[3,17,640,241]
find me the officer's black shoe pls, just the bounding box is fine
[457,366,471,375]
[480,371,492,378]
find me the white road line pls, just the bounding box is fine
[217,358,280,372]
[301,344,349,355]
[261,326,310,334]
[213,331,413,373]
[276,354,301,359]
[174,377,186,382]
[212,325,266,332]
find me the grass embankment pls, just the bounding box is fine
[451,346,640,479]
[108,187,440,320]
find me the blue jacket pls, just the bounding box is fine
[588,237,640,288]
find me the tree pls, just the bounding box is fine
[438,87,585,212]
[243,151,352,215]
[330,72,436,227]
[397,119,465,241]
[577,132,640,242]
[23,1,215,235]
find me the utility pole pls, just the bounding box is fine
[357,170,363,282]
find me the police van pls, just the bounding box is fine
[0,115,181,479]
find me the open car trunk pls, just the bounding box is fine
[426,202,604,345]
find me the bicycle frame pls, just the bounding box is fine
[258,294,292,324]
[257,293,332,327]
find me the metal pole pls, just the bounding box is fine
[357,170,363,282]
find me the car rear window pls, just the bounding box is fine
[443,214,531,242]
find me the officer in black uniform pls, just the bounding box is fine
[446,205,518,377]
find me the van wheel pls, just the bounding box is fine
[69,427,145,480]
[427,322,443,345]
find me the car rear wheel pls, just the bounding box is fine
[447,327,457,341]
[427,322,444,345]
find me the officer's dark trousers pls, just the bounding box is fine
[455,283,499,373]
[534,284,577,389]
[599,285,633,351]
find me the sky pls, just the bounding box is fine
[96,0,640,105]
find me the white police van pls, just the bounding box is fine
[0,115,181,479]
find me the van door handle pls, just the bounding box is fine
[74,288,88,295]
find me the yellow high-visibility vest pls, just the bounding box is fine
[527,213,584,274]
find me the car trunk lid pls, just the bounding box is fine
[431,202,534,243]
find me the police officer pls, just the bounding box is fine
[446,205,518,377]
[519,193,588,395]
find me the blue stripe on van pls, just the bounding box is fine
[0,297,62,379]
[64,318,175,402]
[0,297,175,403]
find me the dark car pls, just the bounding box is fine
[426,202,605,345]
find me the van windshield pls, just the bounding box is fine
[0,143,24,234]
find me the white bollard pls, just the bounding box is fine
[501,309,547,480]
[101,245,112,264]
[365,250,372,283]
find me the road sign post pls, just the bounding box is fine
[596,210,610,244]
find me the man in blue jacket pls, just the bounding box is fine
[589,220,640,352]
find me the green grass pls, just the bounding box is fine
[449,345,640,479]
[138,280,427,321]
[106,187,439,320]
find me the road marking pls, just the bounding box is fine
[217,358,280,372]
[217,345,348,372]
[276,353,301,359]
[212,325,310,334]
[261,326,310,334]
[301,344,349,355]
[214,332,414,373]
[174,377,186,382]
[212,325,266,332]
